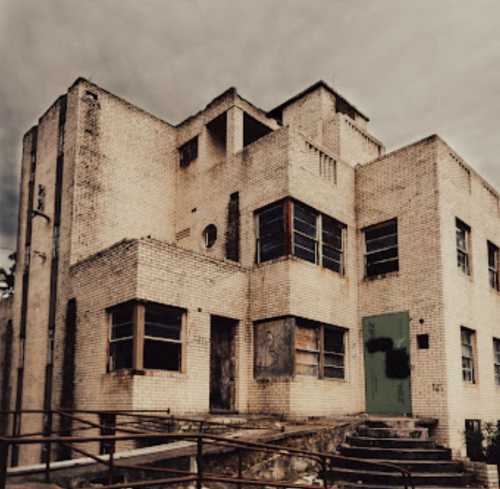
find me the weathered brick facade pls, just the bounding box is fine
[3,78,500,464]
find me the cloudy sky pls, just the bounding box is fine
[1,0,500,268]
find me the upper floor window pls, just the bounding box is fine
[364,219,398,277]
[255,199,346,274]
[456,218,471,275]
[295,318,346,379]
[108,302,184,372]
[494,338,500,386]
[461,327,476,384]
[179,136,198,168]
[488,241,499,290]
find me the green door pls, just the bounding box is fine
[363,312,411,415]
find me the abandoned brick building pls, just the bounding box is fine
[1,77,500,464]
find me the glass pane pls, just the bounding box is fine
[112,304,134,326]
[366,259,399,276]
[144,339,181,371]
[324,328,344,353]
[111,323,133,340]
[324,366,344,379]
[323,255,341,272]
[294,202,318,226]
[110,339,132,370]
[365,220,397,241]
[145,305,182,339]
[366,234,397,253]
[366,246,398,264]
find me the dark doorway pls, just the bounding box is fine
[210,316,237,412]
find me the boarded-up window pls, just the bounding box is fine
[295,324,319,376]
[364,219,398,277]
[254,318,294,379]
[179,136,198,168]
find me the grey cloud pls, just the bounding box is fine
[1,0,500,267]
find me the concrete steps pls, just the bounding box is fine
[328,417,476,488]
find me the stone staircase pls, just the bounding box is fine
[326,417,476,488]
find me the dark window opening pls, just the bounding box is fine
[364,218,398,277]
[243,113,272,147]
[108,302,183,373]
[109,303,134,371]
[256,198,345,273]
[336,96,357,120]
[207,112,227,160]
[461,327,476,384]
[417,334,430,350]
[295,318,346,379]
[203,224,217,249]
[465,419,483,461]
[225,192,240,262]
[494,338,500,386]
[179,136,198,168]
[456,218,471,275]
[488,241,499,290]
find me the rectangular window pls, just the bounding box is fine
[494,338,500,386]
[179,136,198,167]
[108,302,184,373]
[322,215,345,273]
[295,319,346,379]
[292,201,318,264]
[488,241,499,290]
[465,419,483,461]
[109,303,134,371]
[461,327,476,384]
[255,199,346,274]
[456,218,471,274]
[364,218,398,277]
[144,304,182,371]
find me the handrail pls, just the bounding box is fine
[0,410,413,489]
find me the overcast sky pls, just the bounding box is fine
[1,0,500,268]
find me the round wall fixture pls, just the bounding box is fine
[203,224,217,248]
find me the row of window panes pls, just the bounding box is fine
[461,327,500,386]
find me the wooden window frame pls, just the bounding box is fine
[493,338,500,386]
[456,218,471,275]
[461,327,476,384]
[108,302,185,373]
[488,241,499,290]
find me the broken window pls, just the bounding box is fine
[456,218,471,275]
[179,136,198,168]
[322,215,345,273]
[494,338,500,386]
[295,319,346,379]
[488,241,499,290]
[364,218,398,277]
[255,198,346,274]
[109,303,134,371]
[144,304,182,371]
[461,327,476,384]
[108,302,184,373]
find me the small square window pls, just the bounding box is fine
[417,334,429,349]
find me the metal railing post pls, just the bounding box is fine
[321,456,328,489]
[237,450,243,489]
[44,409,52,482]
[0,439,9,489]
[196,435,203,489]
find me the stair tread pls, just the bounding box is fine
[341,443,448,452]
[350,435,432,442]
[339,485,480,489]
[329,467,469,477]
[334,456,460,465]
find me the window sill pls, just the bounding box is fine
[255,254,346,277]
[106,368,185,378]
[294,374,348,384]
[363,270,399,282]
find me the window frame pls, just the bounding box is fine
[363,218,399,278]
[255,198,346,274]
[294,319,347,380]
[456,218,471,275]
[488,241,499,290]
[107,301,185,373]
[461,327,476,384]
[493,338,500,386]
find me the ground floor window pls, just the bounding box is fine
[295,318,346,379]
[108,301,184,373]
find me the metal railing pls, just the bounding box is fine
[0,410,414,489]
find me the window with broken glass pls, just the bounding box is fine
[494,338,500,386]
[456,218,471,275]
[108,302,184,373]
[179,136,198,167]
[295,319,346,379]
[488,241,499,290]
[461,327,476,384]
[364,218,398,277]
[255,199,345,274]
